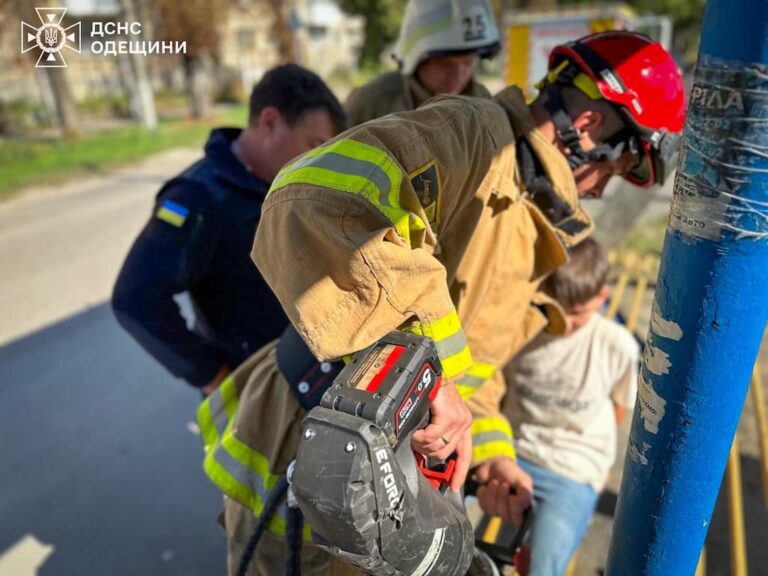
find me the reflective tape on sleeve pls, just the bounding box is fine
[269,138,425,243]
[402,308,473,378]
[455,362,496,399]
[471,417,516,462]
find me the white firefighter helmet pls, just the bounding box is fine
[395,0,500,75]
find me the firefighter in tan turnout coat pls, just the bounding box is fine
[197,31,686,575]
[345,0,500,127]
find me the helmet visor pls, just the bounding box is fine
[623,131,682,188]
[624,141,653,187]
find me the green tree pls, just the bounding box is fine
[625,0,706,65]
[338,0,407,69]
[5,0,80,137]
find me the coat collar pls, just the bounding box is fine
[493,86,594,248]
[205,128,270,197]
[405,74,488,110]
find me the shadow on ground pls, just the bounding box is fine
[0,304,226,576]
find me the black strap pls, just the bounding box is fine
[516,137,589,237]
[285,499,304,576]
[236,478,290,576]
[276,324,343,411]
[542,83,639,171]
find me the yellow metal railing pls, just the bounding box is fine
[728,436,748,576]
[751,364,768,507]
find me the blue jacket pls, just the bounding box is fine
[112,128,288,388]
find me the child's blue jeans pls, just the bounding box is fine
[518,458,599,576]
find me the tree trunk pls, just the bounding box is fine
[121,0,158,129]
[267,0,296,63]
[33,68,58,128]
[132,55,158,128]
[184,54,211,119]
[44,67,79,138]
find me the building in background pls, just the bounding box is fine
[0,0,362,129]
[297,0,364,77]
[501,3,673,96]
[219,0,363,94]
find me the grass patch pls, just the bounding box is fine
[619,215,668,256]
[0,104,247,200]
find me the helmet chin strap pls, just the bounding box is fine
[542,83,638,171]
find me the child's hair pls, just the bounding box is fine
[541,237,608,308]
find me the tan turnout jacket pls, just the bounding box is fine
[253,86,592,464]
[197,87,593,554]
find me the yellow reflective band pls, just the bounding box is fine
[203,450,276,520]
[472,417,516,462]
[197,399,218,451]
[197,376,238,452]
[472,417,513,439]
[269,139,423,243]
[205,459,289,536]
[418,309,461,340]
[455,362,497,399]
[440,345,473,379]
[201,425,312,539]
[472,440,516,462]
[401,309,472,378]
[196,381,312,540]
[273,139,401,202]
[469,362,496,380]
[221,423,280,492]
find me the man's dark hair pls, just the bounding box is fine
[560,85,625,142]
[542,237,609,309]
[248,64,346,133]
[533,83,625,142]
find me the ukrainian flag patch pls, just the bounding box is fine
[156,200,189,228]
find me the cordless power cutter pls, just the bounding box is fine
[289,331,475,576]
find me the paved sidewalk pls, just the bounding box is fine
[0,148,199,346]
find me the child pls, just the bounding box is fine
[502,237,639,576]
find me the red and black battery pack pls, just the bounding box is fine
[320,330,444,450]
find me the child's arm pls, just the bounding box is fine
[610,335,640,425]
[614,401,627,426]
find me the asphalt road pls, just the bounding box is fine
[0,150,227,576]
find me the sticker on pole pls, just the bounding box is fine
[670,55,768,242]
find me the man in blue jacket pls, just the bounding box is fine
[112,64,345,395]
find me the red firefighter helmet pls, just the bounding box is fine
[546,31,686,187]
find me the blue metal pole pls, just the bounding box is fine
[606,2,768,575]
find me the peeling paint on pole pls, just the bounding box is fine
[606,1,768,574]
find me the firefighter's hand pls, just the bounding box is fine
[411,381,472,493]
[474,457,533,528]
